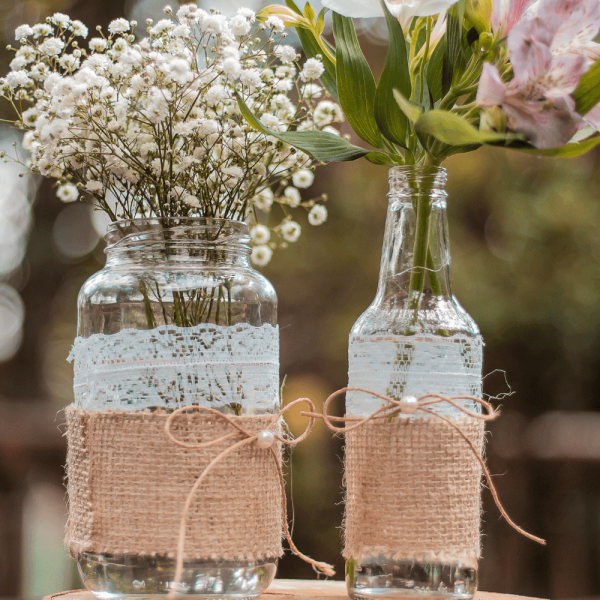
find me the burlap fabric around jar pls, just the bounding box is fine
[65,405,283,561]
[344,416,485,564]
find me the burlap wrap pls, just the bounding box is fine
[65,405,283,560]
[344,416,485,564]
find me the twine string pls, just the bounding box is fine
[301,386,546,547]
[164,398,335,598]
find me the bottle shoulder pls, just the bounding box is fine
[350,295,481,339]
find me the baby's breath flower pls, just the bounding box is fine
[71,20,88,37]
[266,16,285,33]
[251,224,270,244]
[56,183,79,202]
[40,38,65,56]
[314,100,344,126]
[86,180,103,192]
[6,71,30,88]
[254,188,274,211]
[283,186,301,207]
[292,169,314,189]
[15,25,33,40]
[32,24,52,38]
[308,204,328,226]
[50,13,70,27]
[89,38,107,52]
[251,244,273,266]
[108,18,130,34]
[183,193,200,208]
[302,58,325,80]
[237,8,256,21]
[2,7,339,266]
[281,220,301,242]
[276,45,298,63]
[230,15,252,36]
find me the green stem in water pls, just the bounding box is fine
[408,158,442,314]
[139,279,157,329]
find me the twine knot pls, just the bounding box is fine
[164,398,335,598]
[301,387,546,548]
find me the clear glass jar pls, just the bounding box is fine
[74,218,278,599]
[345,167,483,600]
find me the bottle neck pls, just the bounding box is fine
[376,167,452,307]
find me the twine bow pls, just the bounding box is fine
[302,387,546,547]
[164,398,335,598]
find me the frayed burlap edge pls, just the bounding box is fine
[343,416,485,565]
[65,405,284,561]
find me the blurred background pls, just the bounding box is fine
[1,0,600,598]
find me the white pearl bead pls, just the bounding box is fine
[399,396,419,414]
[256,430,275,449]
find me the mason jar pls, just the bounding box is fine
[70,217,279,599]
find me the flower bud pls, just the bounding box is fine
[480,106,507,133]
[465,0,492,33]
[479,32,493,51]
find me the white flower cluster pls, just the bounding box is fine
[1,6,343,265]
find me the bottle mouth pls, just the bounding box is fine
[104,217,251,252]
[389,166,448,192]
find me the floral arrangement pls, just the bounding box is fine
[247,0,600,306]
[1,5,343,265]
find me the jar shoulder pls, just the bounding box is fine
[78,264,277,305]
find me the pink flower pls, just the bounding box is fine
[478,0,600,148]
[491,0,537,36]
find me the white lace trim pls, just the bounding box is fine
[69,323,279,412]
[347,334,483,417]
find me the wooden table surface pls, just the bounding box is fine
[43,579,547,600]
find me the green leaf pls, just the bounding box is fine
[507,136,600,158]
[373,1,411,148]
[285,0,302,12]
[573,60,600,116]
[426,39,445,103]
[236,92,368,162]
[365,151,402,165]
[302,1,316,22]
[332,13,382,148]
[442,0,467,96]
[415,110,519,146]
[316,7,328,33]
[393,89,423,124]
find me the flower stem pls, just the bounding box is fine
[408,159,441,313]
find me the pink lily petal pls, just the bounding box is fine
[541,54,588,98]
[502,96,580,148]
[550,0,600,59]
[508,17,554,87]
[579,41,600,61]
[477,63,507,106]
[583,102,600,130]
[491,0,537,36]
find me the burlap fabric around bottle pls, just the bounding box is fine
[344,416,485,565]
[65,405,283,560]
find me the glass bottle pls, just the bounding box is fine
[345,167,483,600]
[73,217,278,599]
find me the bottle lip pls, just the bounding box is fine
[388,165,448,193]
[104,217,251,252]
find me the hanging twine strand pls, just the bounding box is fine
[301,387,546,547]
[163,397,335,599]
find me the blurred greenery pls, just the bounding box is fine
[1,1,600,599]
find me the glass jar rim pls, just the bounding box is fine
[104,217,251,251]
